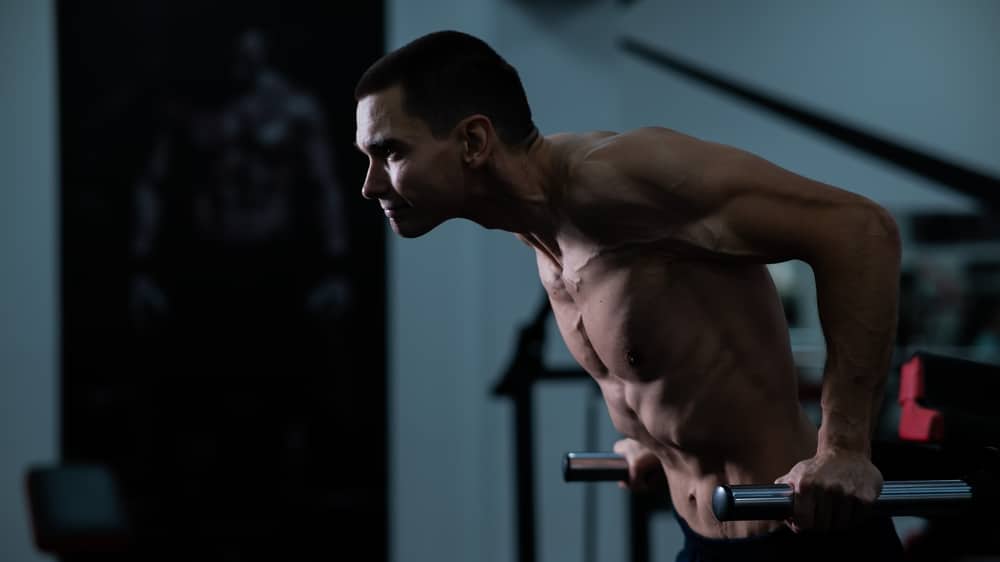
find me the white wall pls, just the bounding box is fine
[0,0,59,561]
[386,2,999,562]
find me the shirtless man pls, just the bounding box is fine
[354,31,903,559]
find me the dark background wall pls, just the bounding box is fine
[56,2,385,560]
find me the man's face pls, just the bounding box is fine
[356,86,464,238]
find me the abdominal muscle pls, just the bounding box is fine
[544,254,818,539]
[610,374,818,539]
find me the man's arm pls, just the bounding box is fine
[597,127,901,529]
[695,142,902,459]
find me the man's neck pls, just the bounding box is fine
[461,131,565,239]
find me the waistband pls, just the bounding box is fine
[675,514,901,560]
[676,515,794,556]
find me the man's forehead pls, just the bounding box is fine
[355,118,394,152]
[357,88,402,128]
[355,96,388,146]
[357,86,403,120]
[356,87,430,148]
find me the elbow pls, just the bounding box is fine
[838,202,901,273]
[866,203,902,262]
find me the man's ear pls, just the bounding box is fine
[458,115,494,168]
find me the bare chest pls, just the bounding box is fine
[537,244,715,381]
[534,242,794,446]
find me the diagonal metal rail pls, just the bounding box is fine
[620,36,1000,210]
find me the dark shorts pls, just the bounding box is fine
[675,515,904,562]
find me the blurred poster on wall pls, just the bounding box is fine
[57,2,385,559]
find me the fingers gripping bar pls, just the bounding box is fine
[562,452,975,521]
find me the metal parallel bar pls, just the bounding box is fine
[713,480,974,521]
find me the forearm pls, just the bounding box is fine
[813,206,901,455]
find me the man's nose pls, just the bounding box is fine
[361,165,388,200]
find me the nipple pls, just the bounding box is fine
[626,350,641,367]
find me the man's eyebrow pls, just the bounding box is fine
[355,137,403,154]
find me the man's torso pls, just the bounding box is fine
[529,130,818,538]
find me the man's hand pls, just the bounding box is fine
[775,449,882,533]
[612,438,667,493]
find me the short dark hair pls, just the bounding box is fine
[355,30,536,147]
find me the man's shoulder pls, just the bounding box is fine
[563,127,695,189]
[556,127,716,234]
[545,130,616,162]
[553,129,678,217]
[578,126,700,164]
